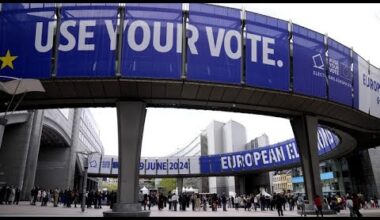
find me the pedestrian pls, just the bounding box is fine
[195,194,201,211]
[14,187,20,205]
[8,186,15,205]
[352,193,363,217]
[275,194,284,216]
[191,194,195,211]
[314,194,323,217]
[202,195,207,211]
[172,193,178,211]
[0,184,6,205]
[346,195,355,217]
[222,192,227,211]
[297,195,306,217]
[53,188,59,207]
[235,195,240,210]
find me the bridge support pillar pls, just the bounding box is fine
[177,178,183,195]
[290,115,335,215]
[290,115,321,201]
[0,118,7,150]
[104,101,150,217]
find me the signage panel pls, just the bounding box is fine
[111,157,118,174]
[139,158,146,175]
[369,65,380,118]
[121,3,182,79]
[178,157,190,174]
[144,158,157,175]
[0,3,55,79]
[186,3,241,84]
[168,158,179,175]
[100,156,112,174]
[199,127,339,174]
[327,39,352,107]
[354,55,370,113]
[189,156,200,174]
[156,158,168,175]
[245,11,290,91]
[56,4,118,77]
[87,154,101,173]
[292,24,326,98]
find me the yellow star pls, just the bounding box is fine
[0,50,17,70]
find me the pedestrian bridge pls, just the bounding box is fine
[87,126,354,178]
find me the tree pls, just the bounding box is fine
[158,178,176,194]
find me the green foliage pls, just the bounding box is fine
[100,181,118,192]
[158,178,176,194]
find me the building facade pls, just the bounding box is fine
[0,108,104,200]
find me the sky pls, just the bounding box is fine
[90,3,380,157]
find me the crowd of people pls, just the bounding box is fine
[28,186,117,209]
[1,182,379,217]
[137,190,379,217]
[0,184,21,205]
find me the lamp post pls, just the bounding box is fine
[77,151,100,213]
[0,76,45,149]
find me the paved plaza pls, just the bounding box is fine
[1,202,380,217]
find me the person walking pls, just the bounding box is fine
[172,193,178,211]
[53,188,59,207]
[202,195,207,211]
[297,195,306,217]
[314,194,323,217]
[222,192,227,211]
[352,193,363,217]
[195,194,201,211]
[8,186,15,205]
[275,194,285,216]
[14,187,20,205]
[346,195,355,217]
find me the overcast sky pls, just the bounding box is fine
[90,3,380,157]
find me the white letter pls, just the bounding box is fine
[105,20,117,51]
[262,150,268,164]
[246,33,261,62]
[253,152,261,166]
[153,22,174,53]
[262,36,275,66]
[78,20,96,51]
[224,30,241,59]
[221,156,229,169]
[59,20,77,52]
[206,27,224,57]
[128,20,150,52]
[244,153,253,167]
[176,23,182,53]
[106,19,129,51]
[35,21,55,53]
[186,24,199,55]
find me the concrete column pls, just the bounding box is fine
[0,118,7,149]
[0,111,36,198]
[65,108,82,189]
[104,101,149,217]
[21,110,44,200]
[177,178,183,195]
[290,115,322,201]
[238,176,246,195]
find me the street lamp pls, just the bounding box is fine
[77,151,100,213]
[0,76,45,149]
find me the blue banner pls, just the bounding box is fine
[186,3,241,84]
[200,127,339,174]
[56,4,118,78]
[0,3,55,79]
[121,3,182,79]
[245,12,289,91]
[327,39,352,107]
[293,24,327,98]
